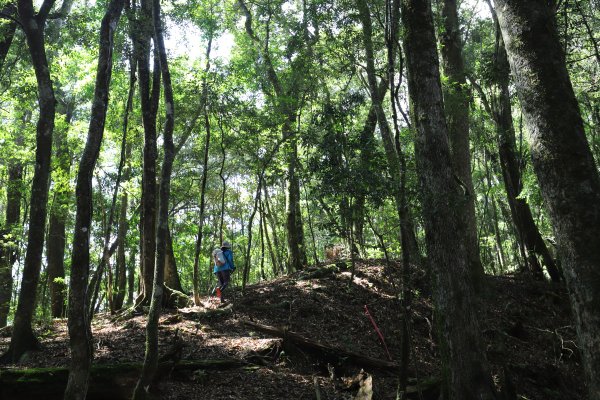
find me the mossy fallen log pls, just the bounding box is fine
[0,359,246,400]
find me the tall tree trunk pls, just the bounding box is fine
[353,103,379,253]
[2,0,57,364]
[132,0,174,394]
[243,177,263,290]
[484,9,562,282]
[0,142,23,327]
[263,185,286,273]
[64,0,123,397]
[46,105,73,319]
[217,117,227,244]
[400,0,496,398]
[192,34,213,306]
[494,1,600,396]
[238,0,307,272]
[114,191,129,311]
[355,0,421,265]
[285,135,307,272]
[133,0,160,306]
[438,0,484,288]
[260,198,279,275]
[112,59,136,312]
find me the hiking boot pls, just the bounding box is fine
[216,287,221,298]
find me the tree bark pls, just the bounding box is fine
[238,0,308,272]
[438,0,484,288]
[192,34,213,306]
[132,0,174,394]
[128,0,159,307]
[355,0,421,265]
[285,135,307,272]
[64,0,123,398]
[0,145,23,327]
[46,104,73,319]
[484,11,562,282]
[164,228,182,292]
[2,0,57,364]
[494,1,600,397]
[400,0,496,398]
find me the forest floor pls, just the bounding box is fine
[0,260,586,400]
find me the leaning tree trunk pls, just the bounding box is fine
[494,1,600,397]
[355,0,421,264]
[438,0,484,288]
[400,0,497,398]
[487,12,562,282]
[132,0,174,395]
[2,0,57,364]
[63,0,123,398]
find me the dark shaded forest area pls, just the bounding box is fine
[0,0,599,399]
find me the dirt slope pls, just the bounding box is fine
[0,260,585,399]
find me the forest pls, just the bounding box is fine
[0,0,599,399]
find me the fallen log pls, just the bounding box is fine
[0,359,247,400]
[240,320,399,372]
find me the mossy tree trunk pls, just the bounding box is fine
[438,0,484,289]
[494,1,600,397]
[400,0,497,398]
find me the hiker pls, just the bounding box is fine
[212,241,235,303]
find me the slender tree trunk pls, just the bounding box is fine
[438,0,484,288]
[127,249,136,306]
[192,35,213,306]
[238,0,307,272]
[46,105,73,319]
[259,200,266,280]
[260,198,278,275]
[2,0,57,364]
[217,117,227,245]
[0,145,23,327]
[242,177,263,290]
[112,61,135,312]
[355,0,421,265]
[132,0,174,393]
[401,0,496,398]
[64,0,123,397]
[114,191,129,311]
[128,0,160,306]
[494,1,600,396]
[263,186,285,274]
